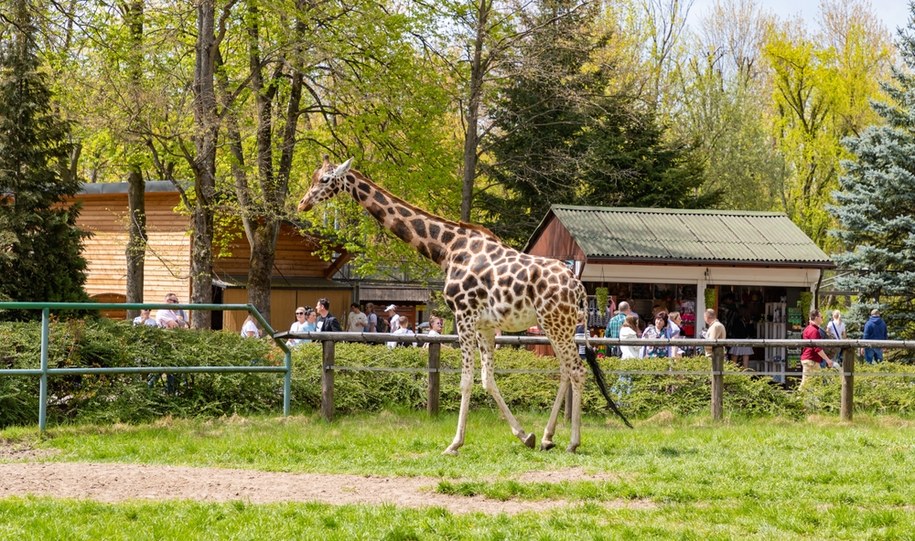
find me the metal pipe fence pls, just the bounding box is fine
[0,302,291,432]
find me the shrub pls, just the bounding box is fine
[0,319,282,427]
[3,321,911,428]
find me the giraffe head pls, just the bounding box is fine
[297,155,353,212]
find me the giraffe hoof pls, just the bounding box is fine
[540,441,556,452]
[522,433,536,449]
[442,443,461,456]
[565,444,579,454]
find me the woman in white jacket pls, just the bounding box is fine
[619,315,642,359]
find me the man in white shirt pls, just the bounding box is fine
[347,303,368,333]
[156,293,188,329]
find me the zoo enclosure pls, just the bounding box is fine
[0,302,291,432]
[281,330,915,424]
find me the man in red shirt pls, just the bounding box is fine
[800,308,833,387]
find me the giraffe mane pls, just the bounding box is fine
[349,169,503,242]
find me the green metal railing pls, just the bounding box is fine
[0,302,292,431]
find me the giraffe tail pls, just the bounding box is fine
[584,346,633,429]
[576,283,632,428]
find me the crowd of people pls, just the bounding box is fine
[138,293,891,372]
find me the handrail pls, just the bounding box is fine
[0,301,292,431]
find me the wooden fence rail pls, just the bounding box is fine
[277,331,914,424]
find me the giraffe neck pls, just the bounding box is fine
[345,173,489,267]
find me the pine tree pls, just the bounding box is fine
[478,0,719,247]
[830,4,915,340]
[0,0,89,317]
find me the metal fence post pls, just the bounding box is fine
[321,340,335,421]
[841,347,855,422]
[427,342,441,416]
[283,350,292,416]
[38,307,49,432]
[711,345,724,420]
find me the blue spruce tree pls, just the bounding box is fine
[830,4,915,342]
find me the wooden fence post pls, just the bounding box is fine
[427,342,441,416]
[841,347,855,422]
[321,340,335,421]
[711,345,724,420]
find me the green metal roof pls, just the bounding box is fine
[533,205,835,268]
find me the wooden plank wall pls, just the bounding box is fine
[214,224,332,279]
[76,192,190,311]
[223,288,353,334]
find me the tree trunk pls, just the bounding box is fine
[460,0,490,222]
[124,0,145,320]
[190,0,218,329]
[125,167,146,319]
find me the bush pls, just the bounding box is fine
[290,345,807,419]
[3,322,912,428]
[0,319,282,428]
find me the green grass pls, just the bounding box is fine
[2,411,914,540]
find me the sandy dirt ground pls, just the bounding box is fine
[0,445,652,515]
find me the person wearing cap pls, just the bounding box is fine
[384,304,400,334]
[862,308,888,363]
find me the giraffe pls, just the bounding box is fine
[298,157,630,454]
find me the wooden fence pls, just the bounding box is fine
[277,332,915,423]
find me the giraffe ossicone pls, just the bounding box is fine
[298,157,630,454]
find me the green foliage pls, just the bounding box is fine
[0,0,89,314]
[0,320,282,428]
[798,362,915,414]
[763,20,893,249]
[4,320,913,430]
[830,6,915,339]
[478,1,717,247]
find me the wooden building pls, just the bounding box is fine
[525,205,836,371]
[71,181,353,331]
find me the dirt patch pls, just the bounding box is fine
[0,462,653,515]
[0,441,59,461]
[515,466,631,484]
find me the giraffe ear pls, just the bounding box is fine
[333,158,353,178]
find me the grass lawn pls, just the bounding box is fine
[1,410,913,540]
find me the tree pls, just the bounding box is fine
[478,0,717,247]
[0,0,89,315]
[830,3,915,340]
[763,0,893,248]
[671,0,784,211]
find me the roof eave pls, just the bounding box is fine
[585,257,836,270]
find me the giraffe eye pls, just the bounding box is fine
[320,174,333,184]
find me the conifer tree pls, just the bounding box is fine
[830,4,915,339]
[0,0,89,316]
[478,0,718,247]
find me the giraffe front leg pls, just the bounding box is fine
[443,340,476,455]
[541,372,569,451]
[480,338,535,449]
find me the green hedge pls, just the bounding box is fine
[2,320,913,428]
[0,319,282,427]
